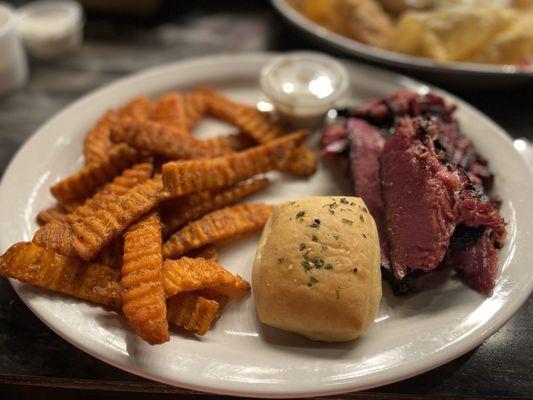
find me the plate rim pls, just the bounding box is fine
[1,52,532,398]
[271,0,533,78]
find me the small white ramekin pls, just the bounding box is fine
[17,0,84,59]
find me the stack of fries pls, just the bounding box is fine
[0,87,317,345]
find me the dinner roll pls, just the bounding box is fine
[252,196,381,342]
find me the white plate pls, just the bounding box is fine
[272,0,533,87]
[1,53,532,398]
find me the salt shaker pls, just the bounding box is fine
[0,2,28,96]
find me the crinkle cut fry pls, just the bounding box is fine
[279,145,318,177]
[32,220,78,258]
[0,242,122,308]
[161,178,269,237]
[198,86,286,143]
[51,143,141,206]
[83,110,118,165]
[0,242,248,305]
[97,237,124,269]
[162,203,272,259]
[121,213,169,344]
[71,175,163,261]
[0,243,218,336]
[66,162,153,225]
[118,96,155,122]
[83,97,153,165]
[153,92,188,131]
[167,292,221,335]
[162,257,250,299]
[183,89,208,130]
[0,242,248,336]
[196,87,317,176]
[33,162,152,259]
[36,204,67,225]
[162,130,307,197]
[111,118,250,160]
[111,118,232,160]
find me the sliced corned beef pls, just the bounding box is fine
[352,90,494,191]
[380,118,458,279]
[444,226,499,292]
[321,90,506,294]
[346,118,390,269]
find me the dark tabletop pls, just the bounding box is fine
[0,1,532,399]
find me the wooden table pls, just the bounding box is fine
[0,2,531,399]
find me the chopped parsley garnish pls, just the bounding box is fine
[361,207,368,213]
[278,257,284,263]
[325,263,333,270]
[310,219,321,228]
[296,211,305,219]
[312,235,318,242]
[333,235,340,240]
[299,243,306,251]
[329,209,335,215]
[308,276,319,286]
[340,198,349,204]
[314,257,324,267]
[359,214,365,222]
[342,218,353,225]
[321,244,328,251]
[302,260,312,271]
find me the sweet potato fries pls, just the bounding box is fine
[0,86,318,344]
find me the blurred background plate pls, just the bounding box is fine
[272,0,533,88]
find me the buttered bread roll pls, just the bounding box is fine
[253,196,381,342]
